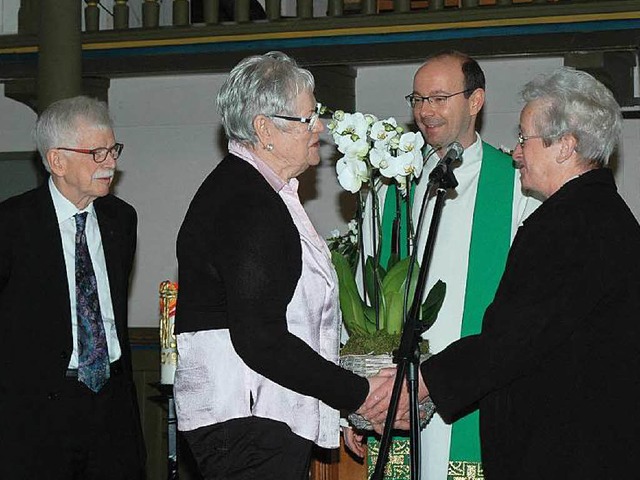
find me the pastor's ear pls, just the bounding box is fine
[468,88,485,116]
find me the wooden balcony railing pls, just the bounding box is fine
[1,0,639,81]
[7,0,638,34]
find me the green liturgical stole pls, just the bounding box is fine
[374,143,515,480]
[448,143,515,480]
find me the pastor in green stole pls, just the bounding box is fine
[375,143,515,480]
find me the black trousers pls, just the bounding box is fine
[183,417,313,480]
[0,365,146,480]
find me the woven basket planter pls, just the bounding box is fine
[340,353,436,430]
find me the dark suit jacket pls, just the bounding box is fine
[0,183,144,469]
[423,168,640,479]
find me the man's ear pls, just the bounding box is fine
[46,149,65,177]
[469,88,485,116]
[253,114,273,149]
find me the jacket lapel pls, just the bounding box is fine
[33,185,73,346]
[94,198,126,340]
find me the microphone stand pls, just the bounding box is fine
[371,160,459,480]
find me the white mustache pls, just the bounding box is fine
[92,170,115,180]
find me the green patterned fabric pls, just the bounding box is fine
[368,436,411,480]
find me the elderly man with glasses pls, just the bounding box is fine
[347,51,541,479]
[0,95,146,479]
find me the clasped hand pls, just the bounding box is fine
[343,367,429,458]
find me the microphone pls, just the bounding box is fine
[429,141,464,181]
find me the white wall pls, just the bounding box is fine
[108,74,225,326]
[0,84,37,150]
[1,56,639,328]
[0,85,40,198]
[0,0,18,34]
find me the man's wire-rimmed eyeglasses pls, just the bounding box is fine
[405,89,473,109]
[56,143,124,163]
[271,103,323,132]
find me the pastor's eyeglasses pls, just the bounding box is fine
[271,103,323,132]
[56,143,124,163]
[405,90,473,109]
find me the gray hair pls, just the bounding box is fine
[34,95,113,172]
[521,67,622,166]
[216,51,315,145]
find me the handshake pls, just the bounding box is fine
[343,367,430,458]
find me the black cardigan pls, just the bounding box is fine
[176,154,369,412]
[423,168,640,479]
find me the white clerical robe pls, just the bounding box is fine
[361,134,540,479]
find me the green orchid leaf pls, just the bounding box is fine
[382,257,421,302]
[381,257,414,334]
[420,280,447,332]
[331,251,367,336]
[384,290,405,334]
[363,305,380,334]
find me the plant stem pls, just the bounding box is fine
[370,176,381,330]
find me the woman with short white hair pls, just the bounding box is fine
[174,51,390,480]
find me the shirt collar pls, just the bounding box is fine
[48,177,95,225]
[228,140,287,193]
[462,132,483,165]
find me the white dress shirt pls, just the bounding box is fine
[48,178,121,368]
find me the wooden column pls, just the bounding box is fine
[265,0,281,20]
[173,0,190,26]
[361,0,377,14]
[203,0,220,24]
[84,0,100,32]
[327,0,344,16]
[297,0,313,18]
[395,0,411,12]
[142,0,160,28]
[235,0,250,22]
[38,0,82,112]
[114,0,130,29]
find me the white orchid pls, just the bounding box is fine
[398,131,425,155]
[370,118,399,149]
[329,109,425,194]
[336,136,369,159]
[336,156,369,193]
[331,112,369,145]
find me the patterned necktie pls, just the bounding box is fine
[75,212,110,393]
